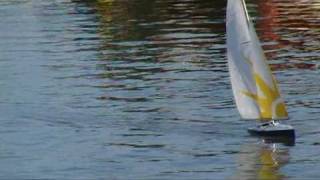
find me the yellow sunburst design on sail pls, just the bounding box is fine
[242,73,288,120]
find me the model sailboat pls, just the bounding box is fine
[226,0,294,137]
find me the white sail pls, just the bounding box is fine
[226,0,288,120]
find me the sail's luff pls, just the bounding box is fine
[226,0,288,120]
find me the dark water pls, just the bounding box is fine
[0,0,319,179]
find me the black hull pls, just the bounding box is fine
[248,128,295,138]
[248,128,295,146]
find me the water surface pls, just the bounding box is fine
[0,0,319,179]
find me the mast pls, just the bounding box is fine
[241,0,250,26]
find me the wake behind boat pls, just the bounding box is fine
[226,0,295,138]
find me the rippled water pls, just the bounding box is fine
[0,0,319,179]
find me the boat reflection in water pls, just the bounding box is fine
[235,140,292,180]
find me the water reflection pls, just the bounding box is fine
[71,0,232,116]
[236,142,291,180]
[255,0,319,70]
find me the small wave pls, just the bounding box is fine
[108,143,165,148]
